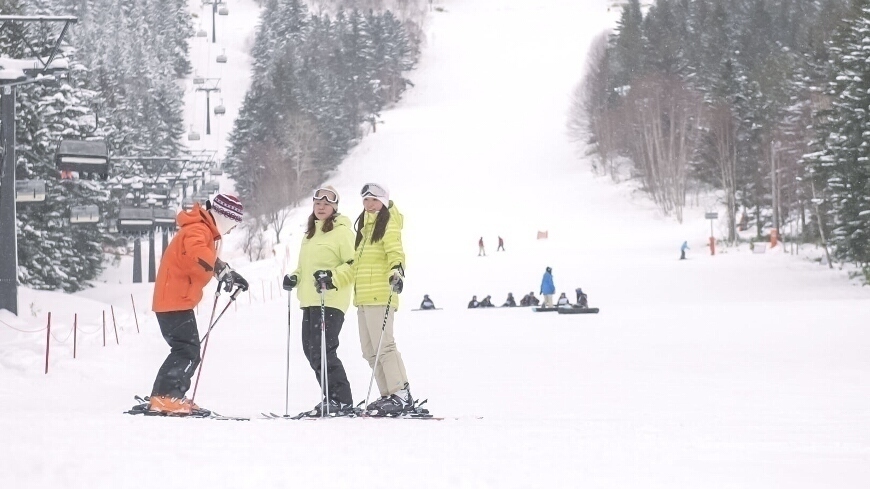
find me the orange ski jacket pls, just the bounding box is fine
[152,203,221,312]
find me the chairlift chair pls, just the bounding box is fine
[55,140,110,178]
[197,28,208,38]
[152,207,178,231]
[15,180,46,203]
[188,127,201,141]
[216,51,228,64]
[209,168,223,176]
[117,207,154,234]
[193,75,205,85]
[69,205,100,224]
[218,6,229,15]
[214,103,226,115]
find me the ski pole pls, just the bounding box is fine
[319,281,329,417]
[285,284,292,417]
[363,290,394,411]
[190,288,220,401]
[191,285,245,404]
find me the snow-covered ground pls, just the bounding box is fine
[3,0,870,487]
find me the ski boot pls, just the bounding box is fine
[147,395,211,417]
[366,383,414,417]
[293,398,355,419]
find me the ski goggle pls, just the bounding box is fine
[360,183,387,199]
[313,188,338,203]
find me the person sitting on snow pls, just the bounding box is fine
[522,292,540,307]
[502,292,517,307]
[420,294,436,310]
[575,288,589,309]
[479,295,495,307]
[467,295,480,309]
[557,292,570,307]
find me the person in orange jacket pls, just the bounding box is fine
[148,194,248,416]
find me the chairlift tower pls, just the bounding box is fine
[0,15,78,315]
[202,0,229,44]
[195,78,221,135]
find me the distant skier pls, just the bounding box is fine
[148,194,248,416]
[497,236,505,251]
[575,288,588,309]
[557,292,570,307]
[479,295,495,307]
[420,294,436,310]
[502,292,516,307]
[478,237,486,256]
[284,186,356,417]
[467,295,480,309]
[680,241,690,260]
[540,267,555,308]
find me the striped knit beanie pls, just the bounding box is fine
[211,194,243,222]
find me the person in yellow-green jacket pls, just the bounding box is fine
[284,187,356,416]
[353,183,414,416]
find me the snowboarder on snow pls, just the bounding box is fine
[479,295,495,307]
[148,194,248,416]
[284,187,356,416]
[468,295,480,308]
[680,241,689,260]
[557,292,570,307]
[420,294,436,310]
[502,292,516,307]
[353,183,415,415]
[497,236,505,251]
[575,288,589,309]
[540,267,555,308]
[521,292,540,307]
[478,237,486,256]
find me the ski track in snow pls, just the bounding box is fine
[2,0,870,487]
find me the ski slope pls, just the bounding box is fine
[3,0,870,487]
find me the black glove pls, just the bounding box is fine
[389,265,404,294]
[314,270,336,292]
[283,274,298,291]
[220,269,249,292]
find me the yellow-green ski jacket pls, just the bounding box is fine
[291,215,355,312]
[353,202,405,309]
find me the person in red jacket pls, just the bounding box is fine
[148,194,248,415]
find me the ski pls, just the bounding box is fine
[261,409,358,420]
[125,396,249,421]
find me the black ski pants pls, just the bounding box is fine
[151,310,200,399]
[301,306,353,405]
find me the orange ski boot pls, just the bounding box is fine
[148,395,192,415]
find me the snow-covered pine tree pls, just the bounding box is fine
[226,3,418,223]
[804,0,870,276]
[3,0,110,291]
